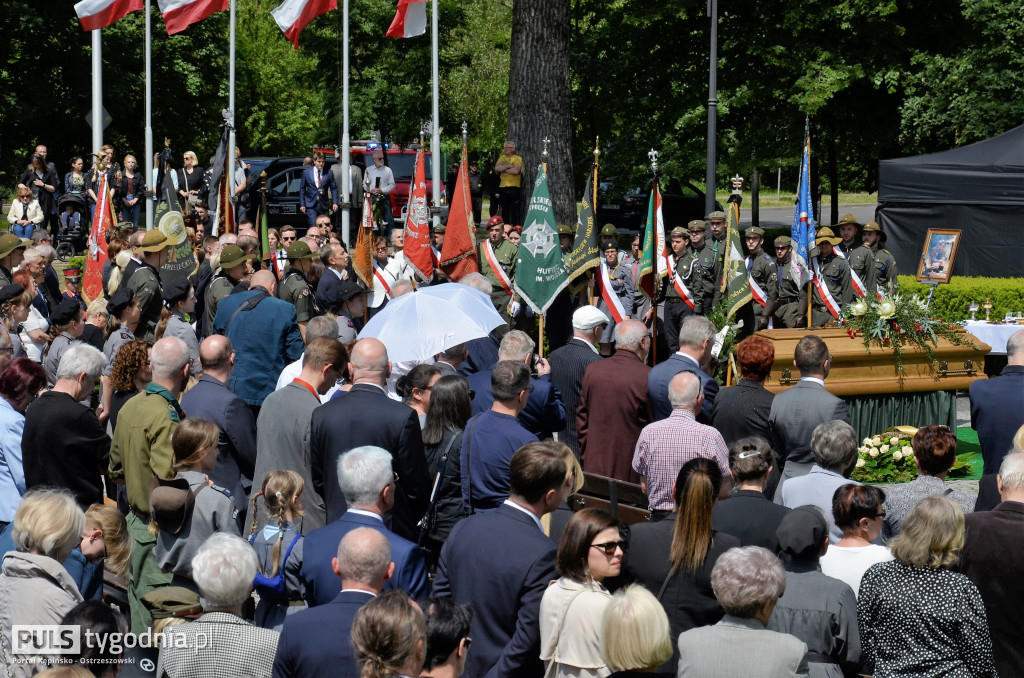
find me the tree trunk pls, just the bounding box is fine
[507,0,575,226]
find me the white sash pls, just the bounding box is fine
[834,246,867,298]
[373,262,392,298]
[812,257,842,319]
[482,240,514,297]
[598,260,627,323]
[667,255,695,310]
[745,257,774,329]
[431,246,442,268]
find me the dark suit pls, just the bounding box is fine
[467,368,566,440]
[969,365,1024,474]
[310,383,430,541]
[315,269,345,310]
[179,373,258,512]
[959,501,1024,677]
[433,503,555,678]
[548,338,602,455]
[300,510,429,607]
[768,379,849,483]
[712,490,791,554]
[647,352,718,423]
[578,350,651,483]
[459,332,500,377]
[272,589,373,678]
[300,166,339,226]
[711,379,775,444]
[617,520,740,672]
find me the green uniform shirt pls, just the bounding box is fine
[869,244,898,296]
[479,239,519,317]
[0,267,12,288]
[664,251,704,310]
[709,235,727,305]
[204,275,235,334]
[747,250,778,323]
[690,243,717,312]
[839,242,873,295]
[127,264,162,341]
[812,253,853,312]
[280,270,320,323]
[108,384,184,514]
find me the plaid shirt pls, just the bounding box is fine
[156,611,279,678]
[632,408,730,511]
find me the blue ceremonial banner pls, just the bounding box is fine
[790,129,816,289]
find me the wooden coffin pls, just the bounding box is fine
[755,328,991,396]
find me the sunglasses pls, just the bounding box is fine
[591,540,628,556]
[282,236,296,241]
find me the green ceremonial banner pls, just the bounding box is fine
[515,165,569,314]
[566,165,600,294]
[723,200,751,318]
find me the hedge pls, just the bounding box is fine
[896,276,1024,323]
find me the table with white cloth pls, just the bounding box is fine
[963,320,1024,355]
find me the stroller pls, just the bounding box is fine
[56,193,90,262]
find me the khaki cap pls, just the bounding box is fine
[836,213,860,228]
[687,220,707,232]
[219,244,256,270]
[287,241,315,260]
[814,227,842,247]
[137,229,170,252]
[0,234,29,260]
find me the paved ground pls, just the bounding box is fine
[739,204,877,230]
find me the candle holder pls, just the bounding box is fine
[968,300,979,321]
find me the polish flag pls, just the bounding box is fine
[385,0,427,38]
[158,0,229,35]
[271,0,337,49]
[74,0,143,31]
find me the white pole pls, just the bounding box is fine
[227,0,236,232]
[430,0,440,228]
[91,30,103,162]
[777,166,781,199]
[144,0,153,229]
[340,0,351,249]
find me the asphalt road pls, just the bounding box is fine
[738,203,878,230]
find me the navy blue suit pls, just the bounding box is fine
[433,503,555,678]
[459,332,500,377]
[647,352,718,423]
[300,166,339,227]
[467,367,566,439]
[300,510,429,607]
[272,589,372,678]
[970,365,1024,475]
[180,374,258,512]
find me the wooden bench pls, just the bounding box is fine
[570,472,651,525]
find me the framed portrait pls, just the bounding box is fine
[916,228,961,284]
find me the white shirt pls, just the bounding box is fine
[820,543,894,597]
[369,253,413,309]
[346,508,385,524]
[20,306,49,362]
[570,336,599,354]
[800,376,826,387]
[503,499,544,532]
[363,164,396,195]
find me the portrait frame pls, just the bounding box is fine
[916,228,961,284]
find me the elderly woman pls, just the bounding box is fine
[0,488,86,676]
[768,506,861,678]
[352,590,427,678]
[540,508,624,678]
[14,269,49,363]
[156,533,279,678]
[7,187,44,239]
[820,484,893,598]
[778,420,861,543]
[858,497,996,677]
[602,585,674,678]
[712,437,791,554]
[0,358,47,530]
[710,334,775,444]
[677,546,810,677]
[882,425,976,539]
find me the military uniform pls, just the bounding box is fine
[127,263,162,341]
[102,327,135,376]
[0,233,28,287]
[597,256,635,344]
[838,241,873,297]
[109,382,184,633]
[864,222,898,296]
[775,257,806,328]
[204,275,236,335]
[662,244,704,353]
[690,242,718,315]
[709,234,727,307]
[746,250,779,328]
[479,238,519,321]
[279,269,321,323]
[812,252,853,327]
[0,266,12,288]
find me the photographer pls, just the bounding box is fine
[362,148,396,240]
[299,151,338,230]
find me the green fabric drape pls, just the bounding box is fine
[843,390,957,443]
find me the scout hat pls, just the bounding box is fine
[774,236,792,247]
[287,241,315,260]
[558,224,573,236]
[744,226,765,237]
[219,244,256,270]
[335,280,365,304]
[600,224,618,238]
[776,506,829,562]
[149,476,197,535]
[433,223,446,234]
[107,287,136,318]
[572,305,610,331]
[0,284,25,305]
[50,298,82,326]
[814,227,842,247]
[163,276,193,307]
[137,229,170,253]
[142,587,203,620]
[836,213,860,229]
[863,221,887,242]
[602,240,619,251]
[707,210,727,221]
[669,226,689,238]
[0,234,29,260]
[687,220,707,232]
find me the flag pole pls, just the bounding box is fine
[588,138,599,307]
[340,0,351,250]
[804,118,813,329]
[650,149,659,366]
[91,30,103,161]
[144,0,153,230]
[538,137,550,358]
[226,0,236,235]
[429,0,440,230]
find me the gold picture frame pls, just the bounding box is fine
[916,228,961,284]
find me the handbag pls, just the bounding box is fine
[418,431,461,547]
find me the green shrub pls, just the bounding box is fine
[897,276,1024,323]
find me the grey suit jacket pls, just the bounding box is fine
[768,380,849,469]
[677,614,809,677]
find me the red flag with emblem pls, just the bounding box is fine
[440,146,479,281]
[402,149,434,280]
[83,171,113,302]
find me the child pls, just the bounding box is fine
[151,418,240,591]
[249,470,307,630]
[66,504,132,601]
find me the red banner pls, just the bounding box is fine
[403,149,434,280]
[352,193,375,288]
[83,172,114,302]
[440,146,479,281]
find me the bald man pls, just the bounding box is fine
[310,338,430,542]
[180,335,258,512]
[212,269,304,417]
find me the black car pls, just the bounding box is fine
[599,177,722,234]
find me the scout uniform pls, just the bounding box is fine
[663,226,703,353]
[688,220,717,315]
[279,241,322,323]
[864,221,898,296]
[707,210,728,308]
[744,227,779,329]
[479,221,519,322]
[102,287,136,376]
[600,224,626,264]
[43,298,83,387]
[596,240,635,344]
[811,227,853,327]
[773,236,805,328]
[0,234,28,287]
[835,214,873,298]
[127,229,170,341]
[204,244,256,335]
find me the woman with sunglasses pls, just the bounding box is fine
[540,508,624,678]
[7,187,44,239]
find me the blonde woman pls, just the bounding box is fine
[177,151,203,205]
[602,585,673,678]
[116,154,147,230]
[7,187,44,239]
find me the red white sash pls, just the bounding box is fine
[373,262,393,298]
[812,257,842,319]
[834,247,867,298]
[482,240,514,297]
[667,255,695,310]
[598,260,627,323]
[431,246,442,269]
[745,256,774,329]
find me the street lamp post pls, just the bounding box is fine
[705,0,718,216]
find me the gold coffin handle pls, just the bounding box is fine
[778,367,798,386]
[935,359,977,377]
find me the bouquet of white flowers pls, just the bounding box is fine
[850,425,973,484]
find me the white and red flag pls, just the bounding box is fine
[271,0,337,49]
[385,0,427,38]
[158,0,228,35]
[74,0,143,31]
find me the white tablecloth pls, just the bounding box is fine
[963,320,1023,355]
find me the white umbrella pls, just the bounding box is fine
[358,285,505,362]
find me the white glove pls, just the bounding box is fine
[524,305,535,318]
[508,300,522,318]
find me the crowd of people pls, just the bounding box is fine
[0,137,1020,678]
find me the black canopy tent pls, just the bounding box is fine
[876,124,1024,278]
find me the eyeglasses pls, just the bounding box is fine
[282,236,296,242]
[591,540,628,555]
[875,510,887,519]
